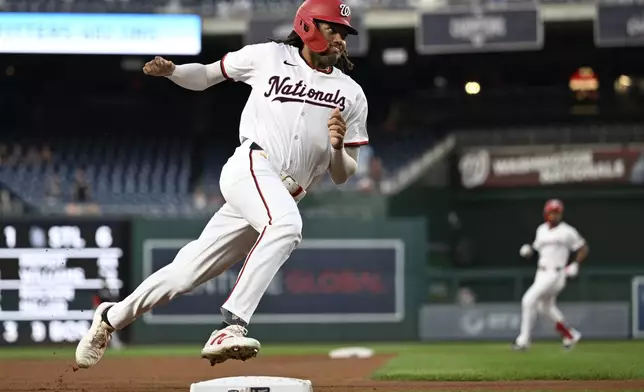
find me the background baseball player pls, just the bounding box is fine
[75,0,368,370]
[514,199,588,350]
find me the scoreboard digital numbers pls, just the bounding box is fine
[0,219,130,346]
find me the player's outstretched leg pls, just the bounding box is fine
[200,141,302,366]
[514,283,542,350]
[75,203,257,369]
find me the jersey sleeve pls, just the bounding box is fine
[219,43,272,85]
[343,89,369,148]
[567,227,586,251]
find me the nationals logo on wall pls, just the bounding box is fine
[458,147,644,188]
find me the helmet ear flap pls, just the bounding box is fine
[293,11,329,53]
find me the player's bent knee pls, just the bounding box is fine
[522,295,537,308]
[271,212,303,245]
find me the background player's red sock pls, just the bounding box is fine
[556,321,573,339]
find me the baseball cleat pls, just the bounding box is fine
[200,325,260,366]
[563,328,582,350]
[512,343,529,351]
[75,302,116,369]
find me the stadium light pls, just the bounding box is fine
[465,81,480,95]
[382,48,408,66]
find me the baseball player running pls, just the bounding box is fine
[513,199,588,350]
[75,0,368,369]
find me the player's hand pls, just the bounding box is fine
[143,56,176,76]
[519,244,533,258]
[565,261,579,278]
[328,108,346,150]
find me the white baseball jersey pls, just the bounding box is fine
[532,222,586,268]
[220,41,369,189]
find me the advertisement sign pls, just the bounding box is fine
[416,5,543,54]
[142,239,404,324]
[633,276,644,338]
[0,13,202,55]
[458,147,644,188]
[419,302,630,340]
[595,1,644,47]
[245,16,368,56]
[0,219,130,346]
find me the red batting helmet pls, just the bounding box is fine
[293,0,359,53]
[543,199,564,220]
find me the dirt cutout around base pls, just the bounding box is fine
[1,354,644,392]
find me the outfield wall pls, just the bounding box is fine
[128,216,428,343]
[418,302,632,340]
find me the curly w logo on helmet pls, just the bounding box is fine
[339,4,351,17]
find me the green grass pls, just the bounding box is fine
[372,341,644,381]
[0,341,459,361]
[2,341,644,382]
[0,342,407,360]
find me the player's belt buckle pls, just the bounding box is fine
[281,173,306,203]
[539,266,563,272]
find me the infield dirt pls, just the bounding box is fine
[2,354,644,392]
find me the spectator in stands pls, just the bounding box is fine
[456,287,477,305]
[193,185,208,210]
[631,152,644,185]
[0,189,23,215]
[357,155,385,193]
[71,168,92,203]
[0,144,6,166]
[0,190,11,214]
[369,155,384,190]
[25,146,41,167]
[45,174,63,205]
[41,144,53,166]
[6,143,22,167]
[382,102,401,134]
[66,168,100,214]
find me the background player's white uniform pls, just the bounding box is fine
[515,221,585,348]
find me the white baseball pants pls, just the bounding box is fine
[107,139,302,329]
[515,268,567,346]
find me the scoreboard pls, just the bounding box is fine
[0,219,130,345]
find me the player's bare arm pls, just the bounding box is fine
[327,108,359,184]
[575,243,589,264]
[565,242,589,277]
[142,56,225,91]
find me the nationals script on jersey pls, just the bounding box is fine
[532,222,586,268]
[220,41,369,190]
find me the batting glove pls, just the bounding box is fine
[565,262,579,277]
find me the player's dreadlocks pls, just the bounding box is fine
[270,30,354,74]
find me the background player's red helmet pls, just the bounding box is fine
[293,0,359,54]
[543,199,564,221]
